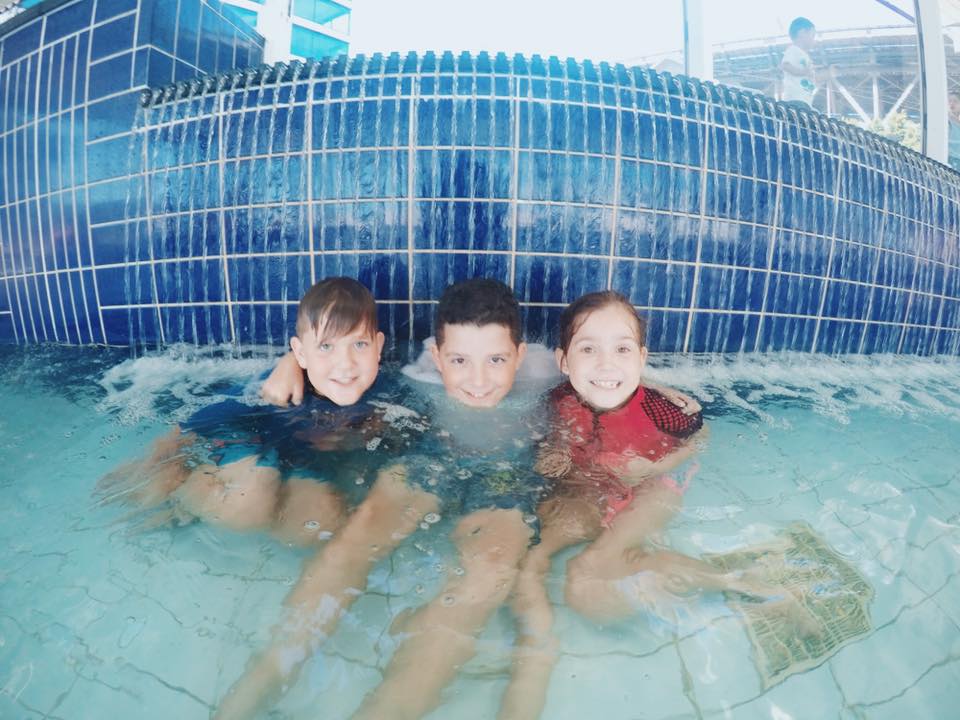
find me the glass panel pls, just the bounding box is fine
[226,5,259,29]
[293,0,350,25]
[290,25,348,59]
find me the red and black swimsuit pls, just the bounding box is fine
[550,382,703,523]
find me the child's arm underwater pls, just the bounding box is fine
[622,424,710,486]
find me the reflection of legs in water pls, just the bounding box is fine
[351,508,533,720]
[564,482,814,631]
[498,496,601,720]
[95,428,194,508]
[214,465,438,720]
[99,428,347,545]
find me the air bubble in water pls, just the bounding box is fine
[303,520,320,531]
[434,562,445,572]
[420,522,429,530]
[355,477,365,485]
[441,594,456,606]
[523,514,538,525]
[453,566,465,576]
[424,512,440,524]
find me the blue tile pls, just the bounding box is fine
[815,319,865,354]
[96,0,138,22]
[2,19,42,65]
[688,311,759,353]
[90,14,136,62]
[518,152,615,204]
[87,134,138,182]
[612,260,693,309]
[695,266,766,312]
[514,255,606,304]
[102,306,161,346]
[88,52,133,100]
[314,252,409,301]
[96,263,156,306]
[92,221,146,265]
[155,259,228,304]
[822,280,871,320]
[860,322,902,354]
[521,304,564,346]
[229,255,312,302]
[146,47,173,86]
[234,302,298,346]
[758,315,817,352]
[516,203,609,255]
[766,273,823,316]
[415,200,508,251]
[411,252,509,300]
[0,313,16,343]
[900,326,936,356]
[867,286,909,323]
[643,310,688,353]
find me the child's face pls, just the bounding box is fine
[557,304,648,411]
[430,323,526,408]
[796,28,816,50]
[290,321,385,406]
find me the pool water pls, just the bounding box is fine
[1,345,958,719]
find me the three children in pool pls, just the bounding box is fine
[105,276,804,720]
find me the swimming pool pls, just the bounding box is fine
[2,343,957,719]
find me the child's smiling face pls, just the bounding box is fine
[557,303,648,411]
[431,323,526,408]
[291,321,384,406]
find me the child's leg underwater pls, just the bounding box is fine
[214,464,438,720]
[351,507,533,720]
[498,496,601,720]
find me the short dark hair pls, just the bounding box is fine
[296,277,378,341]
[435,278,522,347]
[558,290,647,353]
[789,17,815,39]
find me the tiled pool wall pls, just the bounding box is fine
[3,2,960,354]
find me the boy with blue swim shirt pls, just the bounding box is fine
[98,277,391,547]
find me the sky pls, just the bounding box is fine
[348,0,914,64]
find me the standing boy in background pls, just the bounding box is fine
[781,16,817,108]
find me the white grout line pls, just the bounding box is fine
[752,116,786,351]
[78,8,105,344]
[683,98,712,353]
[11,60,39,342]
[811,154,847,352]
[31,43,59,341]
[1,60,24,343]
[406,75,417,340]
[216,92,236,344]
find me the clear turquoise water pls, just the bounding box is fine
[1,346,958,719]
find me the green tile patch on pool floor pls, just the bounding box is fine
[705,521,875,689]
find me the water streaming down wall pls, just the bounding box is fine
[1,3,959,354]
[126,52,960,355]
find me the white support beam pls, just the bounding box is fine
[831,78,873,124]
[916,0,948,163]
[884,78,918,121]
[682,0,713,81]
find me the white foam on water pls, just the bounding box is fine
[96,344,278,425]
[644,352,960,425]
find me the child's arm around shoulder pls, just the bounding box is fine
[260,351,305,406]
[623,388,708,485]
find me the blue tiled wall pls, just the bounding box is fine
[0,0,263,343]
[2,12,959,354]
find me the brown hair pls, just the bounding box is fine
[435,278,523,348]
[296,277,378,341]
[558,290,647,353]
